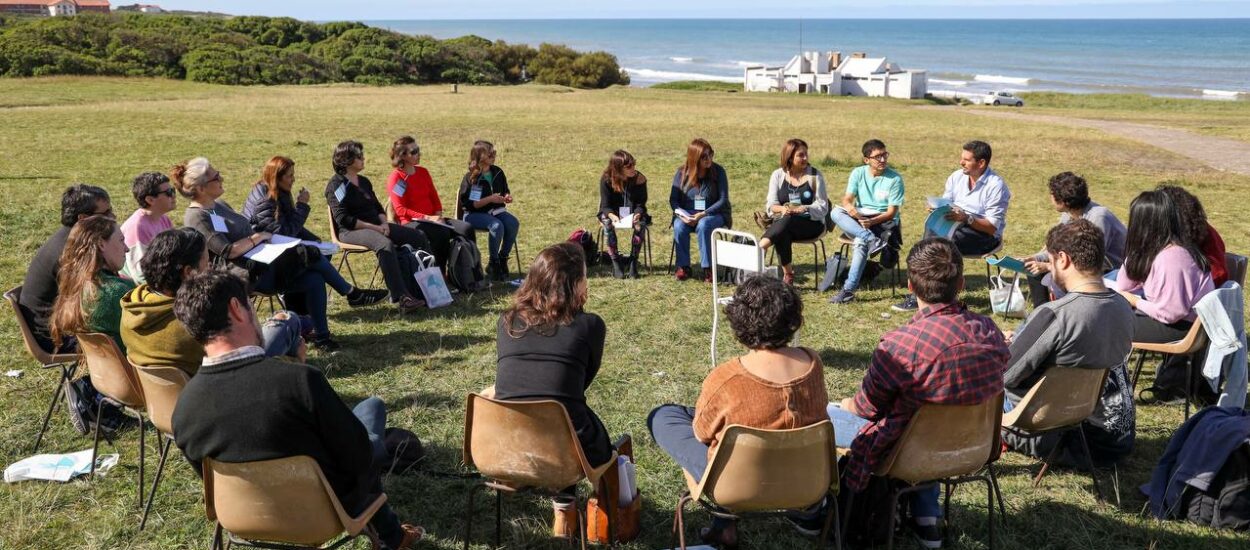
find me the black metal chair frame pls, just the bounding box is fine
[597,222,655,274]
[671,488,841,550]
[856,464,1003,550]
[1003,424,1120,506]
[836,236,903,296]
[209,521,380,550]
[1130,349,1205,420]
[770,236,828,290]
[462,480,601,550]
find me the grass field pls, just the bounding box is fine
[1,76,1249,550]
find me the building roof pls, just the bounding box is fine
[839,57,888,76]
[0,0,110,5]
[77,0,111,6]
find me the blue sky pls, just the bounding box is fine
[147,1,1250,20]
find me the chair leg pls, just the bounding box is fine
[1075,427,1105,503]
[495,489,503,549]
[138,416,146,509]
[211,521,224,550]
[33,364,71,453]
[140,437,172,531]
[819,491,842,550]
[1131,350,1147,391]
[1184,356,1193,420]
[984,474,996,549]
[90,398,104,476]
[672,492,693,550]
[1033,429,1069,487]
[988,464,1008,526]
[462,483,485,550]
[885,486,904,550]
[337,253,358,288]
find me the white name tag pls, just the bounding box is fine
[334,184,347,202]
[209,213,227,233]
[394,180,407,197]
[788,192,801,205]
[694,198,707,211]
[618,206,631,219]
[469,187,483,202]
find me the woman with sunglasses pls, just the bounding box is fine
[670,138,731,282]
[459,140,521,281]
[119,171,177,283]
[387,136,476,267]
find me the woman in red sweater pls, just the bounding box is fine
[386,136,476,266]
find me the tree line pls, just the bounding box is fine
[0,13,630,88]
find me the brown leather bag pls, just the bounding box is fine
[585,435,641,544]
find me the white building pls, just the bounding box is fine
[136,3,161,12]
[744,51,928,99]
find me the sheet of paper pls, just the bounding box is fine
[302,240,339,256]
[243,234,302,264]
[926,196,952,209]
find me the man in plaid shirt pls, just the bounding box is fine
[828,237,1008,549]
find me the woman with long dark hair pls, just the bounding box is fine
[670,138,731,282]
[758,138,829,286]
[459,140,521,281]
[598,149,649,279]
[50,215,135,354]
[1157,184,1227,287]
[1115,190,1214,404]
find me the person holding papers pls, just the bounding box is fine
[893,140,1011,312]
[670,138,731,282]
[756,138,831,287]
[387,136,475,267]
[458,140,521,281]
[826,139,902,302]
[597,149,649,279]
[326,140,432,313]
[244,156,321,241]
[179,156,366,351]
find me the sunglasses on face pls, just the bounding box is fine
[407,148,421,156]
[152,188,176,198]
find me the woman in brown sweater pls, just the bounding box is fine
[648,274,828,545]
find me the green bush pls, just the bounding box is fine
[0,13,625,89]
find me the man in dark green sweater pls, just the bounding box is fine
[171,271,422,549]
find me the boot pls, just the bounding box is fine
[552,497,579,539]
[486,259,501,282]
[496,255,511,282]
[611,256,626,279]
[627,255,639,279]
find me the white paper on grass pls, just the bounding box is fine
[4,449,118,483]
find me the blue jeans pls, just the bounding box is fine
[831,207,880,292]
[351,397,403,547]
[464,211,520,263]
[260,311,303,359]
[672,214,725,269]
[647,404,731,529]
[826,403,941,519]
[254,266,331,339]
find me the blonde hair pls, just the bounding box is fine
[171,157,216,198]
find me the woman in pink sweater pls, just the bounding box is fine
[1115,190,1214,404]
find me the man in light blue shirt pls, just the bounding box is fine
[826,139,904,304]
[894,140,1011,311]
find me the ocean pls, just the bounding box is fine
[367,19,1250,100]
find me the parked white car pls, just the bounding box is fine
[984,91,1024,106]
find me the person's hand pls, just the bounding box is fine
[295,338,307,363]
[1024,259,1050,275]
[632,213,642,225]
[374,223,390,237]
[255,232,273,243]
[503,194,514,204]
[607,213,620,223]
[840,397,858,415]
[297,187,310,203]
[425,214,443,224]
[681,214,697,227]
[1003,330,1015,344]
[944,207,968,222]
[859,217,873,229]
[847,206,861,219]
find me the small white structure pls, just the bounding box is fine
[48,0,77,15]
[744,51,928,99]
[136,3,161,12]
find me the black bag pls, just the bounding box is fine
[383,427,426,475]
[446,236,486,292]
[568,229,599,267]
[837,459,902,546]
[395,244,427,301]
[1180,442,1250,531]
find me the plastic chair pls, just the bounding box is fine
[203,455,388,550]
[76,333,149,510]
[868,393,1004,550]
[1002,367,1117,504]
[768,227,827,290]
[133,365,190,530]
[461,393,621,550]
[710,228,765,367]
[1226,252,1247,287]
[1130,316,1207,418]
[671,421,841,550]
[5,286,79,453]
[326,206,380,289]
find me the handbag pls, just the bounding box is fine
[411,249,453,308]
[990,273,1026,318]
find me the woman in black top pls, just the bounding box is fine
[669,138,731,282]
[325,140,431,313]
[597,149,649,279]
[458,140,521,281]
[759,138,830,286]
[494,242,613,468]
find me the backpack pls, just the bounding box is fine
[837,464,903,546]
[1180,442,1250,531]
[383,427,426,475]
[446,235,486,292]
[395,244,427,301]
[568,229,600,267]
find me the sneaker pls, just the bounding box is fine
[346,288,388,308]
[397,296,425,314]
[1138,386,1186,406]
[308,336,341,352]
[785,512,825,537]
[892,294,919,312]
[702,268,714,283]
[63,378,89,435]
[675,266,691,281]
[909,519,943,549]
[868,235,889,256]
[829,289,856,304]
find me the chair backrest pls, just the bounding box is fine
[710,228,763,274]
[875,393,1003,485]
[203,455,362,546]
[5,286,71,365]
[1002,367,1107,432]
[384,198,398,223]
[76,332,145,410]
[696,421,836,513]
[133,364,190,436]
[1226,253,1248,287]
[462,393,591,492]
[326,206,346,245]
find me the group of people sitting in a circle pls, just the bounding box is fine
[14,131,1233,549]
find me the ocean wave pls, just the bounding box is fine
[974,74,1036,85]
[1202,89,1245,97]
[930,78,968,87]
[734,60,767,68]
[670,56,696,63]
[622,67,742,83]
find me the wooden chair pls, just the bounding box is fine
[326,206,380,289]
[461,393,622,550]
[5,286,78,453]
[671,421,841,550]
[1130,316,1206,418]
[76,333,149,510]
[203,455,388,550]
[868,394,1004,550]
[132,365,190,530]
[769,227,828,290]
[1002,367,1116,504]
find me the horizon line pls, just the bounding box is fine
[353,16,1250,21]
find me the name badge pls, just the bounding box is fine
[876,189,889,200]
[469,186,483,202]
[618,206,631,219]
[334,184,347,202]
[394,180,407,197]
[694,197,707,212]
[209,213,227,233]
[788,192,801,205]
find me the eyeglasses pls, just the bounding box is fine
[152,187,176,198]
[866,152,890,162]
[407,147,421,156]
